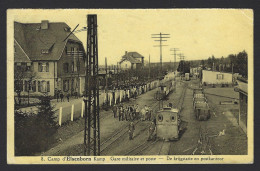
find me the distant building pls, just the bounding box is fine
[14,20,86,96]
[190,67,201,78]
[234,80,248,134]
[202,70,233,85]
[119,51,144,70]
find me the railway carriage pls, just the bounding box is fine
[194,103,210,120]
[155,80,175,100]
[156,107,180,141]
[193,88,210,121]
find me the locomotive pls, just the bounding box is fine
[156,106,181,141]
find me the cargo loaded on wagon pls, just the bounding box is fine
[193,88,210,121]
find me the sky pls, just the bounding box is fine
[9,9,253,65]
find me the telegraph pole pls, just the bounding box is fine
[170,48,179,92]
[105,57,108,106]
[170,48,179,71]
[117,62,119,87]
[151,33,170,76]
[84,14,100,156]
[178,53,185,74]
[148,54,151,82]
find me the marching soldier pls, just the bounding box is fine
[129,121,135,140]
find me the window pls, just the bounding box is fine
[24,80,28,91]
[38,81,41,92]
[217,74,224,80]
[171,115,175,122]
[38,62,49,72]
[158,114,163,122]
[77,61,80,71]
[63,80,69,92]
[72,62,75,72]
[63,63,69,73]
[32,80,36,92]
[71,47,74,56]
[65,46,68,55]
[47,81,50,92]
[25,62,32,72]
[46,63,49,72]
[14,80,23,92]
[41,81,47,92]
[41,49,49,54]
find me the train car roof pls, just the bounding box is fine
[158,107,179,113]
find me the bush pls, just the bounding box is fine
[15,96,58,156]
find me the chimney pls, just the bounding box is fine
[41,20,49,30]
[125,51,127,55]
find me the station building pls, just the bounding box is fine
[119,51,144,70]
[14,20,86,97]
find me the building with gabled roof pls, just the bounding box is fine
[119,51,144,70]
[14,20,86,97]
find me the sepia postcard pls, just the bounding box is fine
[7,9,253,164]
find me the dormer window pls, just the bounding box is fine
[38,62,49,72]
[64,27,71,32]
[41,49,49,54]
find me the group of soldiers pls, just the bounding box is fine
[112,103,156,141]
[112,104,140,121]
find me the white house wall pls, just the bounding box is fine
[202,70,233,84]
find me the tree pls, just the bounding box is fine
[36,95,58,151]
[236,50,248,77]
[177,60,190,74]
[15,96,58,155]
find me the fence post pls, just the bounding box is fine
[71,104,74,121]
[81,101,84,118]
[59,107,62,126]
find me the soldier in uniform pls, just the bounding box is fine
[124,105,128,121]
[112,104,117,118]
[135,104,140,119]
[129,121,135,140]
[146,106,152,121]
[147,121,156,141]
[118,105,122,121]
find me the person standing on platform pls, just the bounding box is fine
[134,104,139,119]
[66,93,70,102]
[60,92,64,102]
[147,121,156,141]
[129,121,135,140]
[112,104,117,118]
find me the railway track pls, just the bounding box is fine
[123,82,188,156]
[125,139,159,155]
[100,120,141,154]
[100,94,161,155]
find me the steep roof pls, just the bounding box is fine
[119,52,144,64]
[14,40,31,62]
[14,21,83,61]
